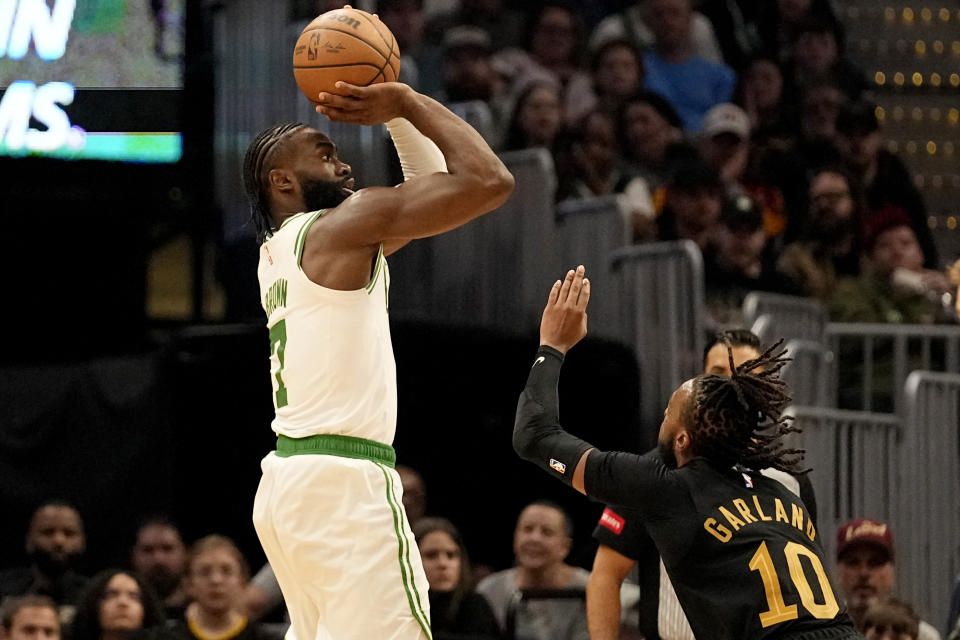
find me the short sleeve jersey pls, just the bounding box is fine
[257,210,396,443]
[585,453,856,640]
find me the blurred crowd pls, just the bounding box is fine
[366,0,959,331]
[5,491,960,640]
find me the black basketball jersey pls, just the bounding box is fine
[585,452,857,640]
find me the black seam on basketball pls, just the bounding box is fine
[366,69,385,86]
[299,25,389,59]
[293,62,382,70]
[354,11,392,52]
[370,51,391,84]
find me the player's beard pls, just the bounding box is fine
[657,439,678,469]
[299,174,352,212]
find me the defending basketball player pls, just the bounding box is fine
[514,267,862,640]
[243,80,513,640]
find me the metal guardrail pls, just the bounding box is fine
[785,406,902,566]
[611,241,705,434]
[782,340,834,408]
[743,292,828,344]
[901,371,960,634]
[555,196,630,340]
[826,323,960,413]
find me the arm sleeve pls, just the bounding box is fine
[385,117,447,181]
[512,346,595,487]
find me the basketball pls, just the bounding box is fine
[292,8,401,105]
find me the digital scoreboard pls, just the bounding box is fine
[0,0,185,163]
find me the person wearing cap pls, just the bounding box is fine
[829,206,952,325]
[835,519,941,640]
[698,103,751,185]
[836,100,939,269]
[703,194,799,328]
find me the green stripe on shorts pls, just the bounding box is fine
[377,463,432,639]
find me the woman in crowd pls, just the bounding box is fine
[577,38,644,123]
[72,570,165,640]
[616,91,695,188]
[413,518,500,640]
[502,81,564,153]
[493,2,593,126]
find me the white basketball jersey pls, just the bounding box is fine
[257,209,396,444]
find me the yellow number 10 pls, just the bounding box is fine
[749,541,839,628]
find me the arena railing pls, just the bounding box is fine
[611,241,705,434]
[743,292,829,344]
[782,340,834,408]
[900,371,960,633]
[826,324,960,413]
[555,196,630,340]
[784,406,903,570]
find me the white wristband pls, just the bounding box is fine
[385,117,447,181]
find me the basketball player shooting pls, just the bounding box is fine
[514,267,862,640]
[242,79,513,640]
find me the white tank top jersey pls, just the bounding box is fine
[257,209,397,445]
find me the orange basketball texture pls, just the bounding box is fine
[292,8,401,105]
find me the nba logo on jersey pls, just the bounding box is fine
[549,458,566,474]
[742,472,754,488]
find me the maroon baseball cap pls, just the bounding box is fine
[836,518,895,562]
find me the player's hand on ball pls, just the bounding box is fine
[315,82,412,125]
[540,266,590,354]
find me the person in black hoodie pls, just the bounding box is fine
[412,519,500,640]
[836,100,939,269]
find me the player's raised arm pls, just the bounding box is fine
[315,82,514,244]
[513,267,676,509]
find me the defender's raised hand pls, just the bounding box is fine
[540,265,591,354]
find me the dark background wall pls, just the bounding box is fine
[0,318,643,576]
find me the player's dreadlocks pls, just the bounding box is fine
[242,123,306,243]
[688,340,807,474]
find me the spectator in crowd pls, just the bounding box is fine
[162,536,272,640]
[412,518,500,640]
[784,16,868,102]
[397,465,428,528]
[654,160,723,251]
[589,0,723,64]
[835,519,941,640]
[71,570,164,640]
[830,206,952,324]
[378,0,437,93]
[476,501,589,640]
[502,81,564,153]
[862,598,921,640]
[617,91,693,187]
[835,101,939,269]
[424,0,525,52]
[793,81,847,169]
[778,167,863,300]
[757,0,839,63]
[437,26,506,147]
[576,38,645,123]
[492,3,593,126]
[239,565,283,625]
[639,0,737,131]
[0,503,88,624]
[698,103,751,187]
[736,56,793,144]
[555,110,655,240]
[0,596,60,640]
[130,517,188,620]
[703,194,798,328]
[696,0,767,70]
